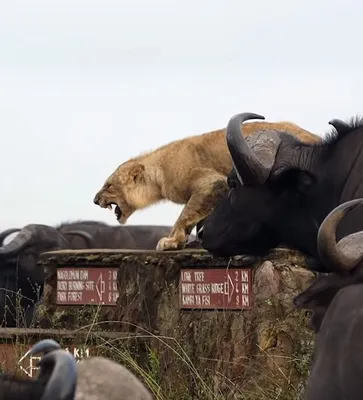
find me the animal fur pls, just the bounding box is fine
[75,357,153,400]
[93,121,321,251]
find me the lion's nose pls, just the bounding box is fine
[93,194,100,205]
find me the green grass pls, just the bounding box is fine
[0,289,315,400]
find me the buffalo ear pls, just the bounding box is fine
[293,287,317,310]
[127,163,145,184]
[271,167,316,194]
[293,275,338,311]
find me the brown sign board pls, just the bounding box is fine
[0,343,93,377]
[56,267,119,306]
[179,268,253,310]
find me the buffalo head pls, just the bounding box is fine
[20,339,77,400]
[294,198,363,332]
[202,112,320,259]
[0,224,93,327]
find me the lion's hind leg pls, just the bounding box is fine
[156,169,228,251]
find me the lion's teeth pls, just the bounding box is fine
[107,205,112,210]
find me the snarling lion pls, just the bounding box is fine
[93,114,320,251]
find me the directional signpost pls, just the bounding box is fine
[56,267,119,306]
[179,268,253,310]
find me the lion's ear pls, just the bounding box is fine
[127,163,145,184]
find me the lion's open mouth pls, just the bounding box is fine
[107,203,122,220]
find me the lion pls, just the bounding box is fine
[93,117,320,251]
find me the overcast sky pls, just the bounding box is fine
[1,0,362,232]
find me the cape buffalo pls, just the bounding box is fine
[24,339,153,400]
[11,339,152,400]
[294,199,363,400]
[0,347,77,400]
[0,222,175,328]
[201,112,363,271]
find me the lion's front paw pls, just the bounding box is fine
[156,237,184,251]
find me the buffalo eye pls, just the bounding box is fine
[227,176,237,189]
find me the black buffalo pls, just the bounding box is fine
[0,222,174,327]
[294,198,363,399]
[201,112,363,270]
[23,339,153,399]
[0,339,77,400]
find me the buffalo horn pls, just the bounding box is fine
[226,112,269,186]
[62,230,93,247]
[196,219,205,240]
[317,198,363,271]
[328,118,350,134]
[0,227,34,258]
[20,339,61,361]
[39,350,77,400]
[0,228,21,246]
[24,339,77,400]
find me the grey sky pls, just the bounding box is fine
[1,0,362,231]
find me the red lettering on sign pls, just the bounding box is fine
[179,268,253,310]
[56,267,119,306]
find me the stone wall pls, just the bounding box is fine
[34,248,316,399]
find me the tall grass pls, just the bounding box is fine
[0,288,314,400]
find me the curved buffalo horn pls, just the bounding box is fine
[317,198,363,272]
[0,228,21,246]
[0,227,34,258]
[62,230,93,247]
[24,339,77,400]
[39,350,77,400]
[226,112,269,186]
[21,339,61,361]
[0,225,73,259]
[328,118,350,134]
